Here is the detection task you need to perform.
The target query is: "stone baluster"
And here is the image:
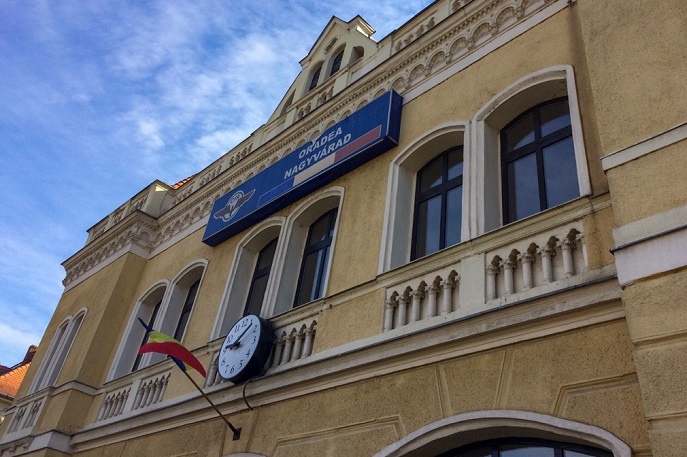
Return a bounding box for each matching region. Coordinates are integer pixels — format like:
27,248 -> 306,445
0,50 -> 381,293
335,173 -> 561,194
502,258 -> 517,295
486,263 -> 500,300
153,377 -> 165,404
97,398 -> 108,421
116,392 -> 127,416
440,275 -> 456,314
271,337 -> 284,368
302,326 -> 315,358
146,381 -> 157,407
426,283 -> 438,318
132,385 -> 144,410
396,293 -> 409,328
206,353 -> 218,387
410,288 -> 424,323
558,237 -> 576,277
291,329 -> 304,362
281,333 -> 294,364
383,297 -> 397,332
539,245 -> 556,283
518,252 -> 535,289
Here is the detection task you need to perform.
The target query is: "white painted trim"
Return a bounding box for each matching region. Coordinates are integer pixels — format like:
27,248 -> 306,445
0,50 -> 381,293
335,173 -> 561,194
210,216 -> 286,339
373,410 -> 631,457
471,65 -> 590,235
264,186 -> 345,317
106,280 -> 171,382
601,121 -> 687,171
613,203 -> 687,248
614,225 -> 687,286
379,122 -> 469,273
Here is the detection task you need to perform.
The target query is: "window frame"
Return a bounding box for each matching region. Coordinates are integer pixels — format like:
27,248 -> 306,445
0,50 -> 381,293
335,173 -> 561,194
29,309 -> 87,393
293,208 -> 338,307
411,146 -> 464,260
500,97 -> 576,224
308,65 -> 322,91
329,49 -> 344,76
436,437 -> 612,457
243,237 -> 279,316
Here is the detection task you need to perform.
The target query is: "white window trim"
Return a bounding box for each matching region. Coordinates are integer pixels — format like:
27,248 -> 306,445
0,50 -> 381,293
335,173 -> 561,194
30,308 -> 87,393
373,410 -> 630,457
471,65 -> 591,236
263,186 -> 345,317
379,122 -> 469,273
106,281 -> 169,381
211,216 -> 285,340
155,259 -> 208,343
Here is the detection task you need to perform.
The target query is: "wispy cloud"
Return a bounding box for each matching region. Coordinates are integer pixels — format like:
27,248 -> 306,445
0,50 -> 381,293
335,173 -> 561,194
0,0 -> 433,365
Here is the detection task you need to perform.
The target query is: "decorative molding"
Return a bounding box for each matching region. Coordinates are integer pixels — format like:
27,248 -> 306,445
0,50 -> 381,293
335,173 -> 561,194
601,121 -> 687,171
372,410 -> 631,457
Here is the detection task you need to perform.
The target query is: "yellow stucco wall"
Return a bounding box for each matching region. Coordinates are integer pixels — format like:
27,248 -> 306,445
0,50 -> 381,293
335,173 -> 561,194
576,0 -> 687,155
71,319 -> 647,457
606,140 -> 687,227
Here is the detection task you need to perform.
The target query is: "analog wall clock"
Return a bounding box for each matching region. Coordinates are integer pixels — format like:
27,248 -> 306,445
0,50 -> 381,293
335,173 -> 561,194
218,314 -> 274,384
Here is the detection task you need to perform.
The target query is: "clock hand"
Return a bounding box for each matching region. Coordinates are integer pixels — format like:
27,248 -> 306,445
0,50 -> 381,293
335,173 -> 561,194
229,324 -> 253,349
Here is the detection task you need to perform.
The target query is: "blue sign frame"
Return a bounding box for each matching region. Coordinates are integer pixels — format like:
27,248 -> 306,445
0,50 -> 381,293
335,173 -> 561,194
202,90 -> 403,246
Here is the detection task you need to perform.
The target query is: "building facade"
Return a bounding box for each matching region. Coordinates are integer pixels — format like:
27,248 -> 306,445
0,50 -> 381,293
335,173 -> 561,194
2,0 -> 686,456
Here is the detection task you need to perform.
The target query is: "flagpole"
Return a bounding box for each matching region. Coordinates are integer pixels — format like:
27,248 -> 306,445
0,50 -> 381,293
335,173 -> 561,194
182,371 -> 241,441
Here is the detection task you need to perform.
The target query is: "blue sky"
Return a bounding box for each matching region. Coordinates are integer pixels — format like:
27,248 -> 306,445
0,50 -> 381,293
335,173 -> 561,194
0,1 -> 432,366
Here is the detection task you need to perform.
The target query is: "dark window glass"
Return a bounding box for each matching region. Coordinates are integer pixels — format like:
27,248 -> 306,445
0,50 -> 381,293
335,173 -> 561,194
330,50 -> 344,76
412,147 -> 464,260
501,98 -> 578,224
294,209 -> 337,307
244,238 -> 278,316
132,299 -> 162,372
437,438 -> 611,457
173,279 -> 200,341
309,66 -> 321,91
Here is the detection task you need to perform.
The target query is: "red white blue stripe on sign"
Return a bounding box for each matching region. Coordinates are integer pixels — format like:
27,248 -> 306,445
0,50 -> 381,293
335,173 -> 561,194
202,90 -> 403,247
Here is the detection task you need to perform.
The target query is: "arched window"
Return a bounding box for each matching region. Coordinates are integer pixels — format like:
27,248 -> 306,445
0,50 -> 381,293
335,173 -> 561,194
471,65 -> 590,235
30,310 -> 86,392
108,283 -> 168,380
131,298 -> 162,372
244,237 -> 278,316
212,219 -> 284,339
173,278 -> 200,341
501,98 -> 578,223
437,438 -> 611,457
267,188 -> 343,316
309,65 -> 322,91
412,147 -> 464,259
379,125 -> 467,271
294,208 -> 337,307
329,49 -> 344,76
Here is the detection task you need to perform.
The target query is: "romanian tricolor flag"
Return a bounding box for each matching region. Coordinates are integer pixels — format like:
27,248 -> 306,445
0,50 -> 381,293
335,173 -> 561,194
137,318 -> 207,378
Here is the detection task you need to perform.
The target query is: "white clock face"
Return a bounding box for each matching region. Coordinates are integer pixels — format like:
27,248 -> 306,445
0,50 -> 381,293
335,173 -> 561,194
218,314 -> 262,380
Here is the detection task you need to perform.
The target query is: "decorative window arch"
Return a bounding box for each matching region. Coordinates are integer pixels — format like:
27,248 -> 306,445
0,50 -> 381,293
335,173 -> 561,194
212,217 -> 285,339
308,62 -> 323,92
329,46 -> 346,76
412,146 -> 464,260
380,123 -> 468,272
30,308 -> 87,393
470,65 -> 590,236
108,282 -> 168,380
156,260 -> 208,344
265,187 -> 344,317
373,410 -> 630,457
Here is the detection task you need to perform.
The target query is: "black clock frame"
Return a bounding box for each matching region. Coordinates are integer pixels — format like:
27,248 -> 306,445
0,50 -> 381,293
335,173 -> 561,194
220,314 -> 275,384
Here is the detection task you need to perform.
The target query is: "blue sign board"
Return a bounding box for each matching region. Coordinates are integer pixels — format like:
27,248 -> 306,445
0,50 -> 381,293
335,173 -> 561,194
202,90 -> 403,246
